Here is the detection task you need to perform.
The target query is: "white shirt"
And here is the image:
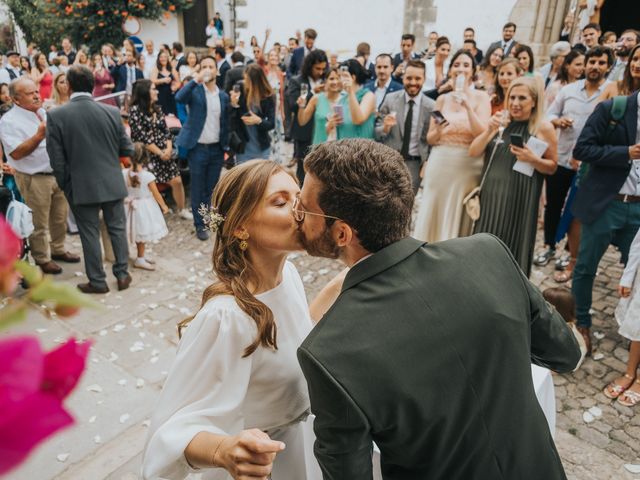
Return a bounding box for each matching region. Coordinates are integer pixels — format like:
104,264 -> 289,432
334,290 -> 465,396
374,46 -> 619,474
142,261 -> 314,480
404,91 -> 422,157
70,92 -> 92,100
619,93 -> 640,196
142,50 -> 158,79
375,78 -> 392,110
0,105 -> 50,174
198,84 -> 222,144
0,65 -> 22,84
546,79 -> 608,169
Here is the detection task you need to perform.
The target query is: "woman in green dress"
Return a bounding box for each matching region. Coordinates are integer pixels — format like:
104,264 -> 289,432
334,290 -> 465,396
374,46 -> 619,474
469,76 -> 558,276
296,67 -> 344,144
336,59 -> 376,139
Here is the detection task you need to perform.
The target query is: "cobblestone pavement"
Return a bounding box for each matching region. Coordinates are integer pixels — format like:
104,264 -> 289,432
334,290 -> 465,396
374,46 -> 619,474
4,191 -> 640,479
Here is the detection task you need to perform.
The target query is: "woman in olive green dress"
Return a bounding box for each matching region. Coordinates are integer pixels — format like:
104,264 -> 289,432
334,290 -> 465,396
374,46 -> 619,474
469,77 -> 558,276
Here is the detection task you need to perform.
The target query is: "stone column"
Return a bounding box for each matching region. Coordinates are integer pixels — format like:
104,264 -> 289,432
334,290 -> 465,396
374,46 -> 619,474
403,0 -> 438,53
533,0 -> 552,43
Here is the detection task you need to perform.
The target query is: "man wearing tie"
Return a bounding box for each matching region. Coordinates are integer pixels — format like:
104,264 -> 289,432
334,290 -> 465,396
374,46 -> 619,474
111,50 -> 144,95
488,22 -> 518,57
365,54 -> 403,112
375,60 -> 435,193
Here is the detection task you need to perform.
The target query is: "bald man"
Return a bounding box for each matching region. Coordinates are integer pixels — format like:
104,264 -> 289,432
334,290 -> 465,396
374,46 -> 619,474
0,77 -> 79,273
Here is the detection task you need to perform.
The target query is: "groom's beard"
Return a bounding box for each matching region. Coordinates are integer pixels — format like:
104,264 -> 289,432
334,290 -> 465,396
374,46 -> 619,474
301,225 -> 340,259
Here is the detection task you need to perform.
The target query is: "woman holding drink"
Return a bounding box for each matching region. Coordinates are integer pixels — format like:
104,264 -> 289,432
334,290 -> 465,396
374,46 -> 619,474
296,67 -> 345,143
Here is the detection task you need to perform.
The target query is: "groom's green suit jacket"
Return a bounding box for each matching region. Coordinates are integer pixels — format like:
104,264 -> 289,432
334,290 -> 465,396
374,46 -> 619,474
298,234 -> 580,480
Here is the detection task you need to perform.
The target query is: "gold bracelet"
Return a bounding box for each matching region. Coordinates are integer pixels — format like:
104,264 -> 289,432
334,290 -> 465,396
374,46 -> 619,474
211,436 -> 227,467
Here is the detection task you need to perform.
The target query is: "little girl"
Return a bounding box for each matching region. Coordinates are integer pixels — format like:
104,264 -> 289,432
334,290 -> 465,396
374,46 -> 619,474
603,229 -> 640,407
123,143 -> 169,271
542,287 -> 587,370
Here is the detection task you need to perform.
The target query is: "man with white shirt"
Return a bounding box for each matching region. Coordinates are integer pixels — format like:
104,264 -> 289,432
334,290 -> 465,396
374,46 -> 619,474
0,52 -> 24,84
375,60 -> 436,193
609,29 -> 640,82
175,57 -> 230,241
141,40 -> 159,79
213,46 -> 230,90
365,54 -> 403,111
0,77 -> 79,274
535,46 -> 611,270
572,75 -> 640,354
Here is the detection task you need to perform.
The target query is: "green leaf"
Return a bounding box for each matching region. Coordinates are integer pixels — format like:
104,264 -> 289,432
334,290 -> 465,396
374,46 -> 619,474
0,302 -> 28,330
28,279 -> 102,309
14,260 -> 43,287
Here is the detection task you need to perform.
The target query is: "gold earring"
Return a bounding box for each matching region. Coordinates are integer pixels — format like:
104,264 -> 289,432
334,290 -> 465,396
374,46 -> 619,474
239,232 -> 249,251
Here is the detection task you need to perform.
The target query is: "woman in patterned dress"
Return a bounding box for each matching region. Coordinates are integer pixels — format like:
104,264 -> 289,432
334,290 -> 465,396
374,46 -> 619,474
129,79 -> 192,220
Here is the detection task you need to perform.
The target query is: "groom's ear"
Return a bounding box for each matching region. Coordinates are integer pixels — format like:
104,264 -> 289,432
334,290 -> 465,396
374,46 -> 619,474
332,221 -> 355,248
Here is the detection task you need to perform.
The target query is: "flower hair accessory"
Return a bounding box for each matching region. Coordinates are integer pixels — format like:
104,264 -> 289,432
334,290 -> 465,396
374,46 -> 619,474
198,204 -> 226,234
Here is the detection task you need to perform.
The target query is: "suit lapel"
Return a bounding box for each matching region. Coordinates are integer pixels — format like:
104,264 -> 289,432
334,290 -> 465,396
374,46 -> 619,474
341,237 -> 426,293
624,93 -> 638,145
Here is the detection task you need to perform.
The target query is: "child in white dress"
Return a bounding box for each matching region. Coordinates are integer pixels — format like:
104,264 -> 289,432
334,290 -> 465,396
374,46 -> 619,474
603,228 -> 640,407
123,143 -> 169,271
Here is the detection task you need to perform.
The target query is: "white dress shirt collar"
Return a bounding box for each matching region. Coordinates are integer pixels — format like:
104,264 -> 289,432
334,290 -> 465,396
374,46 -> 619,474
70,92 -> 92,100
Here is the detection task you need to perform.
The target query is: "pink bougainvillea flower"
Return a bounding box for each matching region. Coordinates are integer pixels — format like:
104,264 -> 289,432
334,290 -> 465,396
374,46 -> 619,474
0,215 -> 22,295
0,336 -> 91,474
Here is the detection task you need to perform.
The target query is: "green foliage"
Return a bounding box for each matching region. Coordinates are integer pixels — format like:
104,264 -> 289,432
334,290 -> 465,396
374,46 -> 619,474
6,0 -> 194,52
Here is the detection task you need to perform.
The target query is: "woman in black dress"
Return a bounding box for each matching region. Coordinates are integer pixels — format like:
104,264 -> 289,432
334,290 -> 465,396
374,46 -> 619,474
469,76 -> 557,276
150,51 -> 179,116
129,79 -> 191,220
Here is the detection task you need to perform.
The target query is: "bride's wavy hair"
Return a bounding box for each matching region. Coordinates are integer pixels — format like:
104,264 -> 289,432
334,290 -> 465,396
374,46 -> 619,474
178,160 -> 288,357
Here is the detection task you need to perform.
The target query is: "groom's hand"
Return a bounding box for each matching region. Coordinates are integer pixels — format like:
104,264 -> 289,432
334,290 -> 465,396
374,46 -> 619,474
218,429 -> 285,480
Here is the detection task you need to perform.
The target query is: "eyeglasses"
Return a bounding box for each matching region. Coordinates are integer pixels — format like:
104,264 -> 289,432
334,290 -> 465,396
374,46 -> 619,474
292,195 -> 341,223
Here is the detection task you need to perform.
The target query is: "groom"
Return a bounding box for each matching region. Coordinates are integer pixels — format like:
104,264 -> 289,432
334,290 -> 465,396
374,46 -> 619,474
295,139 -> 581,479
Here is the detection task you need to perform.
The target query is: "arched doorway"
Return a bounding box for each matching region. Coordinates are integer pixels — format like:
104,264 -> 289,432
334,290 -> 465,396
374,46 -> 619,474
600,0 -> 640,36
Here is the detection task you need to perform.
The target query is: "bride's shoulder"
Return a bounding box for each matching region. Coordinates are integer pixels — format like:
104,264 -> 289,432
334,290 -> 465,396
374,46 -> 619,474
184,295 -> 255,339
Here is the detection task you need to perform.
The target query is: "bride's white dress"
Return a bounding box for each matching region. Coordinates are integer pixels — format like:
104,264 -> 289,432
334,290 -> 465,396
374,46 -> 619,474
142,261 -> 322,479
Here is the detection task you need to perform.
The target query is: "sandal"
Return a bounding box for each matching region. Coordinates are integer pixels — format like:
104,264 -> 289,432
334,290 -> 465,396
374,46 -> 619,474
603,373 -> 635,399
617,380 -> 640,407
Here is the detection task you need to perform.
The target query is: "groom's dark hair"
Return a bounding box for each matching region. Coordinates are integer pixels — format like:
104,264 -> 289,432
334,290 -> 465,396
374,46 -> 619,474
304,139 -> 414,252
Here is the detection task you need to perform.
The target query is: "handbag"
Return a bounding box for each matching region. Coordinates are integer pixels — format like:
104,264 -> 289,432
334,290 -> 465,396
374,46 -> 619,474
462,133 -> 502,223
228,131 -> 246,154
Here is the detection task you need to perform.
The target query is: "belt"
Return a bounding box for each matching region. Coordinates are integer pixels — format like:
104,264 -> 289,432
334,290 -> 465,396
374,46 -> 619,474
33,172 -> 54,176
405,155 -> 421,161
616,194 -> 640,203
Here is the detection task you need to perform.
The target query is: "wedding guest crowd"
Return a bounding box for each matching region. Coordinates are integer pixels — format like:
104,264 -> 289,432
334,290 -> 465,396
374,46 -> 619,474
2,11 -> 640,414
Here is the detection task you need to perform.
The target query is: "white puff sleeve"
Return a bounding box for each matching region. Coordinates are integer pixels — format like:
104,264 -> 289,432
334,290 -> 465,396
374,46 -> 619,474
142,298 -> 256,479
621,229 -> 640,288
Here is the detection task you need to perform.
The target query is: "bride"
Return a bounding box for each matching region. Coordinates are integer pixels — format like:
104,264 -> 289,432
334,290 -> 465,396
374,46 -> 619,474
142,160 -> 342,480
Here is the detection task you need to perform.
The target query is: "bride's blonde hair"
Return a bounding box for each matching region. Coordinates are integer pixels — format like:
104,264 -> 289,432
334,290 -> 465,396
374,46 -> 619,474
178,160 -> 289,357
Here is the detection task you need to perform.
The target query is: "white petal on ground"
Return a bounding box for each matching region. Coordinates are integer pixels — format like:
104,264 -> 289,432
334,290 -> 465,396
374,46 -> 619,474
36,328 -> 47,333
148,303 -> 158,310
593,331 -> 605,340
318,268 -> 330,275
88,416 -> 97,423
624,465 -> 640,474
583,411 -> 595,423
93,435 -> 101,444
109,352 -> 119,362
113,324 -> 125,333
588,406 -> 602,417
178,292 -> 187,300
119,413 -> 130,424
150,356 -> 159,364
142,419 -> 151,427
56,453 -> 70,462
117,379 -> 127,386
130,341 -> 145,352
86,384 -> 103,393
593,352 -> 604,360
136,378 -> 145,388
99,329 -> 108,336
74,271 -> 83,277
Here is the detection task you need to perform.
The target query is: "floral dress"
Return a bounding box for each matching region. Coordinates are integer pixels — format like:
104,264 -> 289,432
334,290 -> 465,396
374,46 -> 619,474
129,105 -> 180,184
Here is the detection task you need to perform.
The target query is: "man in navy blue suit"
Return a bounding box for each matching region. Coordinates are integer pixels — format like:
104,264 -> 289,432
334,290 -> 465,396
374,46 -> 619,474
572,89 -> 640,352
365,54 -> 403,111
287,28 -> 317,77
392,34 -> 421,81
175,56 -> 230,241
110,50 -> 144,95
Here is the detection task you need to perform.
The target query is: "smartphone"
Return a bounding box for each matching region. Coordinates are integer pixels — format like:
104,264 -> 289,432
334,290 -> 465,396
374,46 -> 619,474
333,104 -> 344,118
232,83 -> 242,93
432,110 -> 447,125
510,133 -> 524,148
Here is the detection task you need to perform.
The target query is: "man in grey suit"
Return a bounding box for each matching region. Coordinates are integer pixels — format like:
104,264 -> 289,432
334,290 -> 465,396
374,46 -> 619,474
296,139 -> 581,480
376,60 -> 435,194
46,66 -> 134,294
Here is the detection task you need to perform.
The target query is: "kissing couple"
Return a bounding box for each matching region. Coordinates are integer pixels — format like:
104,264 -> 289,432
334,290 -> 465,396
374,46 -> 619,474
142,139 -> 581,480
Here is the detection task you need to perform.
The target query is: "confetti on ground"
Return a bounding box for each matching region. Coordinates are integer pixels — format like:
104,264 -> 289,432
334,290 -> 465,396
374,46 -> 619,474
36,328 -> 47,333
142,420 -> 151,427
99,330 -> 108,336
593,331 -> 605,340
130,341 -> 145,352
119,414 -> 130,424
593,353 -> 604,360
150,356 -> 159,364
624,465 -> 640,474
588,406 -> 602,418
88,416 -> 97,424
56,453 -> 70,463
74,272 -> 83,277
86,384 -> 103,393
583,411 -> 595,423
113,324 -> 125,333
136,378 -> 145,388
117,379 -> 127,386
148,303 -> 158,310
109,352 -> 119,362
93,435 -> 101,444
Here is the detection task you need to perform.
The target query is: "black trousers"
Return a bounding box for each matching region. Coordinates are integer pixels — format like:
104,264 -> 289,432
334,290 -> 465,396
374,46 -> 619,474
293,139 -> 311,185
543,165 -> 575,247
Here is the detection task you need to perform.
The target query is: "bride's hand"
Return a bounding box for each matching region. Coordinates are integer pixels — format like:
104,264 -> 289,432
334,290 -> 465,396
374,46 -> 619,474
217,429 -> 285,480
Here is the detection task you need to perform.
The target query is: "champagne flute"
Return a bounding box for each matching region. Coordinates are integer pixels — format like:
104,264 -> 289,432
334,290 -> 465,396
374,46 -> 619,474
300,83 -> 309,99
496,109 -> 509,144
454,74 -> 465,103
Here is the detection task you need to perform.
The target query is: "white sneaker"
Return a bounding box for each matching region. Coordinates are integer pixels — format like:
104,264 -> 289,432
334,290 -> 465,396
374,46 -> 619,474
134,257 -> 156,271
143,257 -> 156,264
179,209 -> 193,220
